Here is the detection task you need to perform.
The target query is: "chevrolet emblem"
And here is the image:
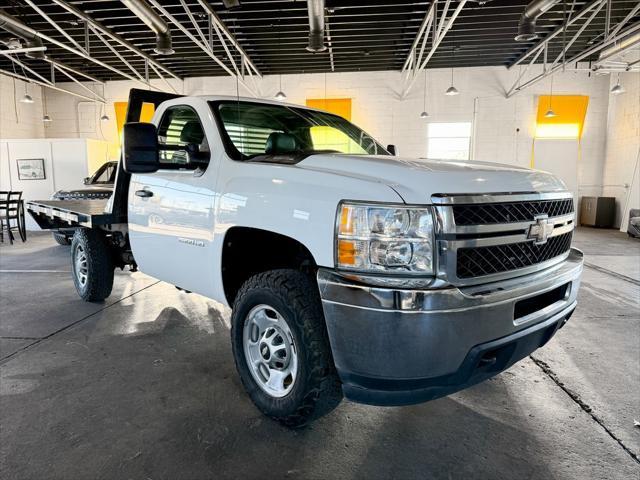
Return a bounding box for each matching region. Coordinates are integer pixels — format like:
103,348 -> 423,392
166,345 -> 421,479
527,215 -> 554,245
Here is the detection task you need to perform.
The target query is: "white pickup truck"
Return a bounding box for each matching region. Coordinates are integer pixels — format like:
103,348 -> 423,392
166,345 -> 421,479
28,89 -> 583,427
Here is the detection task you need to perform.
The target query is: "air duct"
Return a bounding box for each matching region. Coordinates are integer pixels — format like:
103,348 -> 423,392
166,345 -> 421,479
0,10 -> 46,59
598,31 -> 640,63
515,0 -> 561,42
306,0 -> 327,52
120,0 -> 173,55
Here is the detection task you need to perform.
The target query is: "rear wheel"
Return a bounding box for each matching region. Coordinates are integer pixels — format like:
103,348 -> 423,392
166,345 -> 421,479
231,269 -> 342,427
71,229 -> 114,302
53,232 -> 71,245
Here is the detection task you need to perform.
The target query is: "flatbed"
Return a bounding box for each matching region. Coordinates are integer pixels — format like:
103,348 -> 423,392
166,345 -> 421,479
27,199 -> 118,229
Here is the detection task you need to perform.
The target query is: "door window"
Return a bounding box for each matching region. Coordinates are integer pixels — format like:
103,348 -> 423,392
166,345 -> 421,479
157,106 -> 209,169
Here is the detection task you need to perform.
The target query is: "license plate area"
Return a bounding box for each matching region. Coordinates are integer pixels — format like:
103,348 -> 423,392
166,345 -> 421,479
514,283 -> 570,322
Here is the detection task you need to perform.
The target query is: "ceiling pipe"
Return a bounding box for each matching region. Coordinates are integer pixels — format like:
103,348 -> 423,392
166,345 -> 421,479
598,30 -> 640,63
515,0 -> 562,42
120,0 -> 174,54
0,9 -> 45,59
306,0 -> 327,52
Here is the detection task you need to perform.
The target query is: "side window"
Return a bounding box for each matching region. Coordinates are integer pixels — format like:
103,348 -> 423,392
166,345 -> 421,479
157,106 -> 209,169
93,164 -> 114,184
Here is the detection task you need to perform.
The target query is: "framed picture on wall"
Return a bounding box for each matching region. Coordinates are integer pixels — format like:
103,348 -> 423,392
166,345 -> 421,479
16,158 -> 46,180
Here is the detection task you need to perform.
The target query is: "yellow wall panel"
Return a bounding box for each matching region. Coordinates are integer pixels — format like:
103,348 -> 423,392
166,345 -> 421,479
114,101 -> 155,145
535,95 -> 589,139
306,98 -> 352,120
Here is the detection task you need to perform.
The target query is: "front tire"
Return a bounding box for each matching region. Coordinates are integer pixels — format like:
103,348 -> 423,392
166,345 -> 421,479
71,229 -> 114,302
53,232 -> 71,245
231,269 -> 342,427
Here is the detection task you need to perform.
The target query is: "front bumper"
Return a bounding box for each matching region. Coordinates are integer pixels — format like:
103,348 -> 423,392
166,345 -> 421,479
317,248 -> 584,406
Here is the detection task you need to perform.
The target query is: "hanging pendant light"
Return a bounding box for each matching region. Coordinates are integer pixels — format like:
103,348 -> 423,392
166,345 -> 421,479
545,74 -> 557,118
275,76 -> 287,101
419,70 -> 429,118
274,17 -> 286,100
611,74 -> 625,95
42,114 -> 52,122
445,68 -> 459,96
20,82 -> 33,103
100,113 -> 110,121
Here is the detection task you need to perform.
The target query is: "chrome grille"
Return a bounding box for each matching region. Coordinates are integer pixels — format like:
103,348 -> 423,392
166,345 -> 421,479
433,192 -> 575,286
452,198 -> 574,226
457,231 -> 573,278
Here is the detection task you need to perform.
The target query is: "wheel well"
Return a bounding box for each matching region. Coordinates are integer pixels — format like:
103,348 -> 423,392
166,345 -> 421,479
221,227 -> 317,305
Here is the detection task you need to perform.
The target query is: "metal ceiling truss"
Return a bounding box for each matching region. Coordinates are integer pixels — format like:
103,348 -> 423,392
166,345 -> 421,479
1,1 -> 639,87
1,0 -> 262,99
0,51 -> 105,103
0,8 -> 167,94
400,0 -> 469,98
506,0 -> 640,97
145,0 -> 262,97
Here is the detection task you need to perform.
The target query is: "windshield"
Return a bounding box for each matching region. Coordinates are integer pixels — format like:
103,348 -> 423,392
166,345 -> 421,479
210,101 -> 389,161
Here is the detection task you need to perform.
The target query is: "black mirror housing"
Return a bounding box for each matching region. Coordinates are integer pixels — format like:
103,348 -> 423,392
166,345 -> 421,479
123,122 -> 160,174
387,144 -> 398,156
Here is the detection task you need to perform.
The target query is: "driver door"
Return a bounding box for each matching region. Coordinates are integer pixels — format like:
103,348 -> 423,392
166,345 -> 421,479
128,104 -> 218,297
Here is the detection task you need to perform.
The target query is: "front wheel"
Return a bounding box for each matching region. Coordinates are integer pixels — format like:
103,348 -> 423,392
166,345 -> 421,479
71,229 -> 114,302
231,269 -> 342,427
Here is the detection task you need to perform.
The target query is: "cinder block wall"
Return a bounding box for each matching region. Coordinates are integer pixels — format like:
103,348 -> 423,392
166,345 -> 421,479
602,72 -> 640,230
0,75 -> 44,139
2,66 -> 636,225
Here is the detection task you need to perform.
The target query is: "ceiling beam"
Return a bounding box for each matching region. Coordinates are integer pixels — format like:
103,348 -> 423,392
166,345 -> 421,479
48,0 -> 180,82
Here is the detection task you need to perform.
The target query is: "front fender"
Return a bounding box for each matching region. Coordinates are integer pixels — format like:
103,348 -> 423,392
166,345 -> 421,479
210,161 -> 403,304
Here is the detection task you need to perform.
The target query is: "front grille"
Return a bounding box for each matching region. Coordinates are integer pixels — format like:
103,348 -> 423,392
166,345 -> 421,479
456,232 -> 573,279
453,199 -> 574,226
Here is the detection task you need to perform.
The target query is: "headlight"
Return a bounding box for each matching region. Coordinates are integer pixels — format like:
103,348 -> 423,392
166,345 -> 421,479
336,202 -> 434,275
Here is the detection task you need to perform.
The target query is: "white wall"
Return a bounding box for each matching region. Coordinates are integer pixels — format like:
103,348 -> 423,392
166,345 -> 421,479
602,72 -> 640,230
0,138 -> 109,229
0,74 -> 45,139
4,66 -> 621,217
41,65 -> 611,201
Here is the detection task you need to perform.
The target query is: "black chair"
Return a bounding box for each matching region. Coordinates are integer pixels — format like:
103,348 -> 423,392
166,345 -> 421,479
0,191 -> 27,244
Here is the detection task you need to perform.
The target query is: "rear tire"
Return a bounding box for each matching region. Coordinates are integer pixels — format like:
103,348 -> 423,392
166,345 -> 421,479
71,229 -> 114,302
53,232 -> 71,246
231,269 -> 342,428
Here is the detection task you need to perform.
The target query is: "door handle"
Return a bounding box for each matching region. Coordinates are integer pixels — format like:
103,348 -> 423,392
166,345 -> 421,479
135,189 -> 153,198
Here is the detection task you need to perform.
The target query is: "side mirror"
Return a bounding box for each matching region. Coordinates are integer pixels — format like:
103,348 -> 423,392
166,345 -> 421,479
387,144 -> 398,156
83,177 -> 90,185
123,122 -> 160,174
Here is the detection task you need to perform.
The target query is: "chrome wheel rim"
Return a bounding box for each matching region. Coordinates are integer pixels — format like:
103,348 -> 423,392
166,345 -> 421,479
74,244 -> 88,287
243,304 -> 298,398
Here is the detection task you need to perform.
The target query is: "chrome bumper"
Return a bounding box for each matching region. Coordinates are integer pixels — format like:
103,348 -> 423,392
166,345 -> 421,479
317,248 -> 584,406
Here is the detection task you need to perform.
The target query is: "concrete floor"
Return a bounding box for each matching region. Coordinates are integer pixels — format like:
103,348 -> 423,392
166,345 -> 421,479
1,228 -> 638,479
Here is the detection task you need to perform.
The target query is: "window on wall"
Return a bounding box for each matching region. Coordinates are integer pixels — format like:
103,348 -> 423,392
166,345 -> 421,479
426,122 -> 472,160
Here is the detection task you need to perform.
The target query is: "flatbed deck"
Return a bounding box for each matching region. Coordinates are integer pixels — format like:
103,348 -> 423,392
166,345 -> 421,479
27,199 -> 120,229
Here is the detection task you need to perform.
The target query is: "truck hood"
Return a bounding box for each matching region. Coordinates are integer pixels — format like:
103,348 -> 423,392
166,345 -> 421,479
298,154 -> 568,203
